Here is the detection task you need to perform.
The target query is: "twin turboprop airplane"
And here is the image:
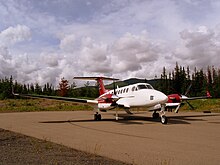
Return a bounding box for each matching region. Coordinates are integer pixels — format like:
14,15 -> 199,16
14,77 -> 169,124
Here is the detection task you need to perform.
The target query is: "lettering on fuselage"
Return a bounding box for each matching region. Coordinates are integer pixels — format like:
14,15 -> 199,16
150,95 -> 154,100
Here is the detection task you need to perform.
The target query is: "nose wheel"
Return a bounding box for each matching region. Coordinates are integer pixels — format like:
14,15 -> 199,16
161,115 -> 168,124
152,104 -> 168,124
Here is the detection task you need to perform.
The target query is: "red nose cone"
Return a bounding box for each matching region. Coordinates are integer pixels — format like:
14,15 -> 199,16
167,94 -> 181,103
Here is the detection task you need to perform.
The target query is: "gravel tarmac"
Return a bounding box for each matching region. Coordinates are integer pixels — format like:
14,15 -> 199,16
0,128 -> 129,165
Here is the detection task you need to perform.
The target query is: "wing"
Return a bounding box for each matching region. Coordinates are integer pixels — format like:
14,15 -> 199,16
181,91 -> 212,100
181,96 -> 211,101
13,93 -> 98,104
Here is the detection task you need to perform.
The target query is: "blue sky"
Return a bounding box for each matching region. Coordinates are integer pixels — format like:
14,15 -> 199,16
0,0 -> 220,86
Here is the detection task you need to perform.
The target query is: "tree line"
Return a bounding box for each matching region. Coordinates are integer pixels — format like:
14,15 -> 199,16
0,76 -> 99,99
155,63 -> 220,98
0,63 -> 220,99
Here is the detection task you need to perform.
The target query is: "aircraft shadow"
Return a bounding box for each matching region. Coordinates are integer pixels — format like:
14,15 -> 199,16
40,118 -> 149,125
167,113 -> 220,124
37,113 -> 220,140
39,113 -> 220,125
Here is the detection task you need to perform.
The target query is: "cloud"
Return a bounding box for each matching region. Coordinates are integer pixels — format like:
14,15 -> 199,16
40,52 -> 60,67
111,32 -> 163,74
0,25 -> 31,46
0,0 -> 220,87
174,26 -> 220,68
79,37 -> 111,73
59,34 -> 76,52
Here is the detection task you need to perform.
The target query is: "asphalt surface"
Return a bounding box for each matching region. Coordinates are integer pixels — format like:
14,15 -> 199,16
0,111 -> 220,165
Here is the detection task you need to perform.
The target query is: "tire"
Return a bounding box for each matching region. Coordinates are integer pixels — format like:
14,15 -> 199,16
97,114 -> 102,121
94,114 -> 97,121
161,116 -> 168,124
152,112 -> 159,119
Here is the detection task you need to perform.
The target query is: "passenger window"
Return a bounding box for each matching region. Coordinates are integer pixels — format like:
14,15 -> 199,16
132,86 -> 135,91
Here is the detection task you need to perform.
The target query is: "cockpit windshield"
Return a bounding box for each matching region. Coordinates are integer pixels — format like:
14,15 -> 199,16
137,85 -> 147,89
146,84 -> 153,89
137,84 -> 153,90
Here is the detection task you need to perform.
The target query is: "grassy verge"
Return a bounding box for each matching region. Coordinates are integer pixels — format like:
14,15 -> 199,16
180,98 -> 220,113
0,98 -> 93,113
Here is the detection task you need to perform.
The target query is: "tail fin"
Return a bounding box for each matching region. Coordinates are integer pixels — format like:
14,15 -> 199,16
74,77 -> 119,96
96,78 -> 107,95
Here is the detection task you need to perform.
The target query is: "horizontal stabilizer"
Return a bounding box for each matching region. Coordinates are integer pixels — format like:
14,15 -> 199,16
74,77 -> 119,81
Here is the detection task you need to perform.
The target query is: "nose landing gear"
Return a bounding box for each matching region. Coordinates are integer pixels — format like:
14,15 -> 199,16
160,104 -> 168,124
152,104 -> 168,124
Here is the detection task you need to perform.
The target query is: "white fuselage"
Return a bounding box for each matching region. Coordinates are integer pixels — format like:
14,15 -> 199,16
99,83 -> 168,110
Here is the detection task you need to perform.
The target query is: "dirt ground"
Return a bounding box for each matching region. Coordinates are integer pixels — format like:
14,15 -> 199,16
0,128 -> 129,165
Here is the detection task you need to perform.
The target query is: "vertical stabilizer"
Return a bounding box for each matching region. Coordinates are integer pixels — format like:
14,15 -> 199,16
74,77 -> 119,96
97,78 -> 107,95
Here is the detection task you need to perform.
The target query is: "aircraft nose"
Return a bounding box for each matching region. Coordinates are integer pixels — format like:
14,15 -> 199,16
158,91 -> 168,104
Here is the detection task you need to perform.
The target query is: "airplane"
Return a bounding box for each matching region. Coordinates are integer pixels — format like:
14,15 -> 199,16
165,91 -> 212,113
13,77 -> 169,124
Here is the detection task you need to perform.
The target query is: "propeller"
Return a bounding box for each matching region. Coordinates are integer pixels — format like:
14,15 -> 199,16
174,103 -> 182,113
113,80 -> 116,95
110,80 -> 119,102
112,80 -> 119,120
186,100 -> 194,110
184,83 -> 192,96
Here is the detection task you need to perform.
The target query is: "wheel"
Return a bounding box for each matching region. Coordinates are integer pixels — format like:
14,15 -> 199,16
161,115 -> 168,124
152,112 -> 159,119
94,114 -> 101,121
97,114 -> 102,121
94,114 -> 98,121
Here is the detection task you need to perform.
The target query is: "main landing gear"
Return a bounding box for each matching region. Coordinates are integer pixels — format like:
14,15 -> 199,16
94,112 -> 102,121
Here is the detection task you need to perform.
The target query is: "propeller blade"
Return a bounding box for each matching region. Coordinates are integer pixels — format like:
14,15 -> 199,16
174,103 -> 181,113
113,80 -> 116,95
111,94 -> 120,101
186,100 -> 194,110
185,83 -> 192,96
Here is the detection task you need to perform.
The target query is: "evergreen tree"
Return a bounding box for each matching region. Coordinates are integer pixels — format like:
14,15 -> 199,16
35,83 -> 42,94
58,77 -> 70,97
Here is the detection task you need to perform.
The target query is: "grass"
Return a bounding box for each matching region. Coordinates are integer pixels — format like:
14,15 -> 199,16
180,98 -> 220,113
0,98 -> 220,113
0,98 -> 93,113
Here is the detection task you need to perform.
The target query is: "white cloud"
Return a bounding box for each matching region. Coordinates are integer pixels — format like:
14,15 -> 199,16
59,34 -> 76,52
174,26 -> 220,68
79,37 -> 111,73
0,0 -> 220,86
0,25 -> 31,46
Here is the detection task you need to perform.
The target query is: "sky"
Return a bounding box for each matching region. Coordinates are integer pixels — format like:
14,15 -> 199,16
0,0 -> 220,86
